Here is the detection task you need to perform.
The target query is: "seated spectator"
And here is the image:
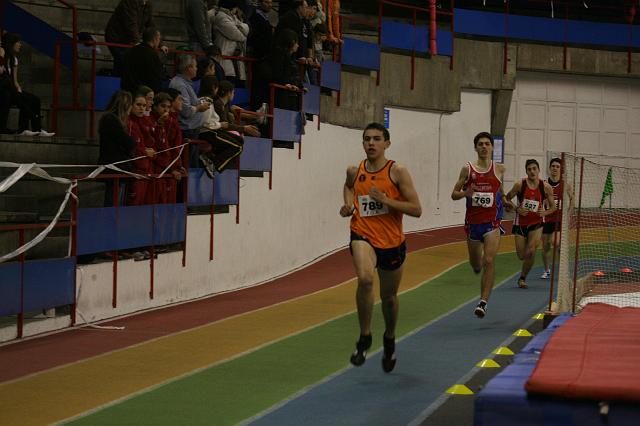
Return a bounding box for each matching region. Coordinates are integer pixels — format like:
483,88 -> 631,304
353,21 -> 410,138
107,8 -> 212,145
98,90 -> 135,207
313,22 -> 328,60
213,0 -> 250,86
310,23 -> 327,84
0,33 -> 53,136
127,91 -> 156,206
185,0 -> 217,55
105,0 -> 162,77
121,27 -> 167,94
248,0 -> 275,61
197,76 -> 244,177
308,0 -> 326,28
151,92 -> 185,203
136,85 -> 154,116
193,53 -> 225,94
214,80 -> 261,138
168,54 -> 211,167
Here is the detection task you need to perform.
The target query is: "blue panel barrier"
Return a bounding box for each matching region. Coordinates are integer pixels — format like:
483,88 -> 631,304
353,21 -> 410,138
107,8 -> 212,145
381,20 -> 453,56
77,207 -> 118,255
232,88 -> 251,108
320,60 -> 341,90
437,29 -> 454,56
214,169 -> 239,205
341,38 -> 380,70
23,258 -> 75,312
95,77 -> 122,111
117,205 -> 154,250
455,8 -> 640,48
188,168 -> 214,206
153,204 -> 187,245
0,262 -> 21,316
0,0 -> 74,67
240,137 -> 273,171
303,84 -> 321,116
382,20 -> 425,52
273,108 -> 302,142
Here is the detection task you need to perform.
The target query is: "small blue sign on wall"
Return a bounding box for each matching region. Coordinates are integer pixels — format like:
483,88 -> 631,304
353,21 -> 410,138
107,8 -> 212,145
383,108 -> 390,129
493,136 -> 504,163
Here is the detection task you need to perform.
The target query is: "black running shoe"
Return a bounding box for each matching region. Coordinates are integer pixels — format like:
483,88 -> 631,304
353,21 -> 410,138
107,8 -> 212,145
474,300 -> 487,318
382,335 -> 396,373
518,277 -> 528,289
350,334 -> 372,366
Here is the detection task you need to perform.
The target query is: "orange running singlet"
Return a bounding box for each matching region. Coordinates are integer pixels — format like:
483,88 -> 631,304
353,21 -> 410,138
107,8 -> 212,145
350,160 -> 405,249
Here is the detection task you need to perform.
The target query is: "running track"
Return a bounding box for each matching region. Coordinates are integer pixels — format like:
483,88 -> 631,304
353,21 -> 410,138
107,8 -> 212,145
0,224 -> 550,424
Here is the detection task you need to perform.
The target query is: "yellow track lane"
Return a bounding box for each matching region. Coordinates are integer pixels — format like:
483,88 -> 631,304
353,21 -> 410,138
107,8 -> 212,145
0,239 -> 516,425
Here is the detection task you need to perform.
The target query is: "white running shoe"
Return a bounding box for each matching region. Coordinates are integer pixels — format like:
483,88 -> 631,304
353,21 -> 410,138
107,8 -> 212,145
39,129 -> 55,137
540,270 -> 551,279
20,130 -> 40,136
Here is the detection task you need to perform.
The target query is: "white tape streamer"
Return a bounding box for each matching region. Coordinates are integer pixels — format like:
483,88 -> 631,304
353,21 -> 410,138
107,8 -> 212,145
0,143 -> 189,263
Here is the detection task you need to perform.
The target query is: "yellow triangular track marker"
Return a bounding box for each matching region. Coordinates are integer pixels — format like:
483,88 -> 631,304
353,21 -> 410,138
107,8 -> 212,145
532,313 -> 545,320
513,328 -> 533,337
492,346 -> 515,355
445,384 -> 474,395
476,358 -> 501,368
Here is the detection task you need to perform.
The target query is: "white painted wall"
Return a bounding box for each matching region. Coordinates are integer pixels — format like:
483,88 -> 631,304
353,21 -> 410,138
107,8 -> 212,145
75,90 -> 492,323
504,71 -> 640,192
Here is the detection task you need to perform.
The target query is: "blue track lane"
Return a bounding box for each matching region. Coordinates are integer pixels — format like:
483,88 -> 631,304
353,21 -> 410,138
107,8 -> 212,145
249,266 -> 550,426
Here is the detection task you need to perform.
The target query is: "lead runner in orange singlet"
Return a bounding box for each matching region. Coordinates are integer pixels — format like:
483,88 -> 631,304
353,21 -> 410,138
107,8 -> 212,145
339,122 -> 422,373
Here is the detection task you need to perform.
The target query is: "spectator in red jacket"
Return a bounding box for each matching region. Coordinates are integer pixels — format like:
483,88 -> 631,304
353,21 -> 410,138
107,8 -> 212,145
127,92 -> 156,205
151,92 -> 185,203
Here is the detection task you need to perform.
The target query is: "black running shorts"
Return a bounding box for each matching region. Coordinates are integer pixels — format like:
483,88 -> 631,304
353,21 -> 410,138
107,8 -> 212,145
349,231 -> 406,271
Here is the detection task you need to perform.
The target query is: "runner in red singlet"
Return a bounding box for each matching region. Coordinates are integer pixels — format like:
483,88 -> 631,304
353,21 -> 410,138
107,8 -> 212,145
505,159 -> 556,289
339,122 -> 422,373
452,132 -> 507,318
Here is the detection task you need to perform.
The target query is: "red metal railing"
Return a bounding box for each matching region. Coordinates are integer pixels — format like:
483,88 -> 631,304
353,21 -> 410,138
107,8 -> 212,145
0,198 -> 77,338
55,0 -> 79,106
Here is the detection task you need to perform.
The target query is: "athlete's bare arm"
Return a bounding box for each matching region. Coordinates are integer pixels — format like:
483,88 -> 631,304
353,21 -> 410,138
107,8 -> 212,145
496,164 -> 514,211
451,165 -> 472,200
370,163 -> 422,217
339,166 -> 358,217
538,182 -> 557,217
505,180 -> 525,215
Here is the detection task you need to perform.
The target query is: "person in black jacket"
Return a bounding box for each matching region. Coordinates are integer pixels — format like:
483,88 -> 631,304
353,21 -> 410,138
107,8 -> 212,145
248,0 -> 275,61
105,0 -> 157,76
98,90 -> 135,206
121,27 -> 167,94
269,29 -> 305,111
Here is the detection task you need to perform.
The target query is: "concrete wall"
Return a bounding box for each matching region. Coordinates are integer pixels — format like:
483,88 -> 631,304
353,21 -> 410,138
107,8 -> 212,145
75,90 -> 491,323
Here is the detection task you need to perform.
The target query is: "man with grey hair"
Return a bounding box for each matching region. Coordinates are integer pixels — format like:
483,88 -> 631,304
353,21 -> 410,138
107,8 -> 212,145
169,54 -> 211,167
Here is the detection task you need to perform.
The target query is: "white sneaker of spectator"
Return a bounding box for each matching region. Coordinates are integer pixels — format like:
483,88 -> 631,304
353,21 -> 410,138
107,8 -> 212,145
540,269 -> 551,279
256,103 -> 268,125
20,130 -> 41,136
39,129 -> 55,137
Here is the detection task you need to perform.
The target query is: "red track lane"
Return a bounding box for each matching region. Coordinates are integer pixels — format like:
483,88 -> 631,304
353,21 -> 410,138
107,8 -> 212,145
0,227 -> 466,383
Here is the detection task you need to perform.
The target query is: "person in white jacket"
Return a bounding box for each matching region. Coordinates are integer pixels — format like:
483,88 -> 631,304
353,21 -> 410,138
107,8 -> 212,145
213,0 -> 250,84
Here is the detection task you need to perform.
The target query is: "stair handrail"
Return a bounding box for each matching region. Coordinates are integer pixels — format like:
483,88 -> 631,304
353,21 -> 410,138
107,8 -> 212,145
54,0 -> 79,106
